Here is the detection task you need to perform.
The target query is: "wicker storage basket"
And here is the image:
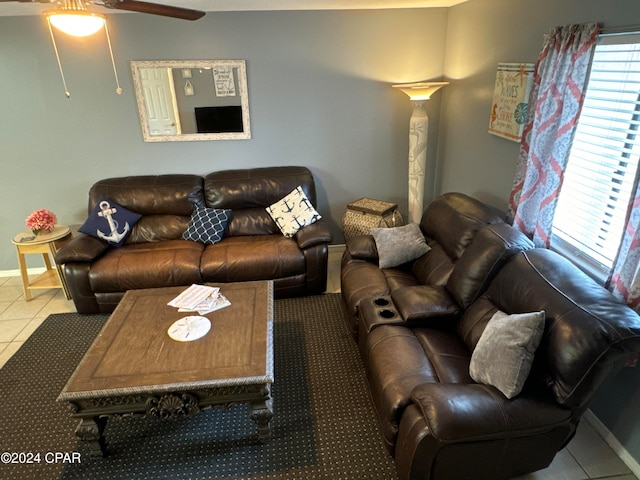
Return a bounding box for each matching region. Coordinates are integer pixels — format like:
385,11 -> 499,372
342,197 -> 404,239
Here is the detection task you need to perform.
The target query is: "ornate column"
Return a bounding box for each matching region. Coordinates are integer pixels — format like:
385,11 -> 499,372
407,99 -> 429,225
393,82 -> 449,224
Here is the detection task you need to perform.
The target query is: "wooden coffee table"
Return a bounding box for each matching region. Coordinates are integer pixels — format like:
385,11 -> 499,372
57,281 -> 274,457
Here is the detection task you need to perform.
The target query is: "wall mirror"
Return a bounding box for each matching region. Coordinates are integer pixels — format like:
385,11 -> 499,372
131,60 -> 251,142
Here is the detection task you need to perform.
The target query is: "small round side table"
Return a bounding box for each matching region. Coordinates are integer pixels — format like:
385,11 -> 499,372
11,224 -> 72,301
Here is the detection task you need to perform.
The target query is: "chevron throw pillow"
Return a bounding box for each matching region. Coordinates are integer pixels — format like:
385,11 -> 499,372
182,208 -> 231,245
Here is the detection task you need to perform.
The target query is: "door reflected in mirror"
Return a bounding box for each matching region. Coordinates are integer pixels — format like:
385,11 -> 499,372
130,60 -> 251,142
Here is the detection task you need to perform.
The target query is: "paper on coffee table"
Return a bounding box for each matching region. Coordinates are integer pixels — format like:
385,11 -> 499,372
180,293 -> 231,315
167,284 -> 220,311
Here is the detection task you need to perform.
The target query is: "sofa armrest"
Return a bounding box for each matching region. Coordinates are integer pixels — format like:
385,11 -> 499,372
358,288 -> 460,336
359,296 -> 407,334
345,235 -> 378,261
296,219 -> 332,249
391,285 -> 460,322
410,383 -> 571,442
55,234 -> 110,264
396,385 -> 575,480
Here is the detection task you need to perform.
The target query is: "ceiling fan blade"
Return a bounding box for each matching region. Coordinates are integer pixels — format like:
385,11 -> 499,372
103,0 -> 205,20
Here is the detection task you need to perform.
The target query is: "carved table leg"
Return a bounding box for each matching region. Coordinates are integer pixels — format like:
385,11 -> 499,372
250,388 -> 273,442
75,416 -> 108,457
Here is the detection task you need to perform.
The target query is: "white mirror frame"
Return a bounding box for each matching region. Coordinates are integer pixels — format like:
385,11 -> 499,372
131,60 -> 251,142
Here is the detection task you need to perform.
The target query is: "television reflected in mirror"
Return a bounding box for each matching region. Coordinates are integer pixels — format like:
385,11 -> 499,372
130,60 -> 251,142
195,106 -> 243,133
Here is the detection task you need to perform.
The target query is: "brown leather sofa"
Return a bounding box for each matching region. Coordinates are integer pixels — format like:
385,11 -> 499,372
341,193 -> 640,480
56,166 -> 332,314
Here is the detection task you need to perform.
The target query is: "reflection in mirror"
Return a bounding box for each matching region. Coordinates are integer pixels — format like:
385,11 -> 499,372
130,60 -> 251,142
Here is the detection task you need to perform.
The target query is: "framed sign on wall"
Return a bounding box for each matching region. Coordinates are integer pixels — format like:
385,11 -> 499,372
489,63 -> 534,142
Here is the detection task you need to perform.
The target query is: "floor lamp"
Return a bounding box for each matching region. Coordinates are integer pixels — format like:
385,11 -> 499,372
392,81 -> 449,224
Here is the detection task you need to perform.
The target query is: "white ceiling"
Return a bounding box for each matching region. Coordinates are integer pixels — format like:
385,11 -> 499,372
0,0 -> 468,17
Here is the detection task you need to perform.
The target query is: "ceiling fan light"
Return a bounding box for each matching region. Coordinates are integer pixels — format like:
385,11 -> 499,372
47,12 -> 106,37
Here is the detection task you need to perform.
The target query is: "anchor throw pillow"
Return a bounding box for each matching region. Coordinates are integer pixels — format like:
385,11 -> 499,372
266,186 -> 321,238
78,196 -> 142,247
182,208 -> 231,245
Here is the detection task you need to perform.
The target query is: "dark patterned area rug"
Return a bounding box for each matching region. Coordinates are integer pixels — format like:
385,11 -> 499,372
0,294 -> 398,480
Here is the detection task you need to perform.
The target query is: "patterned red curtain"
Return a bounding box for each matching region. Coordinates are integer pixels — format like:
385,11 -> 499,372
508,23 -> 599,247
609,190 -> 640,367
609,195 -> 640,310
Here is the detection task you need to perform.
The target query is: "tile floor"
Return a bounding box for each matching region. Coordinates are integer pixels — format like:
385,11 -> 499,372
0,247 -> 637,480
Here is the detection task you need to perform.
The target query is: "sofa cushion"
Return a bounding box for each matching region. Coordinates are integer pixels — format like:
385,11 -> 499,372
225,207 -> 280,236
457,297 -> 498,350
420,193 -> 504,260
200,235 -> 306,282
469,309 -> 546,399
384,268 -> 421,292
182,208 -> 231,245
372,224 -> 430,269
128,215 -> 191,243
86,175 -> 205,245
411,242 -> 455,286
79,197 -> 142,247
266,186 -> 321,237
89,174 -> 205,216
413,328 -> 474,384
205,166 -> 318,237
88,240 -> 204,292
446,223 -> 534,310
205,166 -> 317,209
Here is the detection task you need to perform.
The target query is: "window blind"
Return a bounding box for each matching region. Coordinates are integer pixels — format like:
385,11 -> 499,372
552,34 -> 640,272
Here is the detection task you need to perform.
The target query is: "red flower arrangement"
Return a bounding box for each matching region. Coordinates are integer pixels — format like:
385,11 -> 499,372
25,209 -> 57,235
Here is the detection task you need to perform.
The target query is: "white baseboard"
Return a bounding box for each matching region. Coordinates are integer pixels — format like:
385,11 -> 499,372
0,267 -> 45,278
329,243 -> 346,253
583,409 -> 640,477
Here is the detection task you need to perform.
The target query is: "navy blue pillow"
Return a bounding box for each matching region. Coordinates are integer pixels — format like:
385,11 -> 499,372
78,197 -> 142,247
182,208 -> 231,245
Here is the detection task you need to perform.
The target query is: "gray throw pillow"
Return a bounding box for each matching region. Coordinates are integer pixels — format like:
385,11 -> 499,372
469,309 -> 545,399
371,223 -> 430,269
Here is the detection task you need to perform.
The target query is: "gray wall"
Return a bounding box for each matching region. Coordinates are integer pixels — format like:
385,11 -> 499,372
441,0 -> 640,465
0,9 -> 448,270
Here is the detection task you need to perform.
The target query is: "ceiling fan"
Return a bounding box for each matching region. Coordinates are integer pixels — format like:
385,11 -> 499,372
4,0 -> 205,97
0,0 -> 206,21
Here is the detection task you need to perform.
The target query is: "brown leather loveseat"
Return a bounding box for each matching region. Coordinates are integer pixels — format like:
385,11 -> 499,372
341,193 -> 640,479
56,166 -> 332,314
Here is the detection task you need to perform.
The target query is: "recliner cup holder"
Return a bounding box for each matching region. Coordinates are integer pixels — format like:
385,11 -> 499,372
360,296 -> 401,333
374,297 -> 390,307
